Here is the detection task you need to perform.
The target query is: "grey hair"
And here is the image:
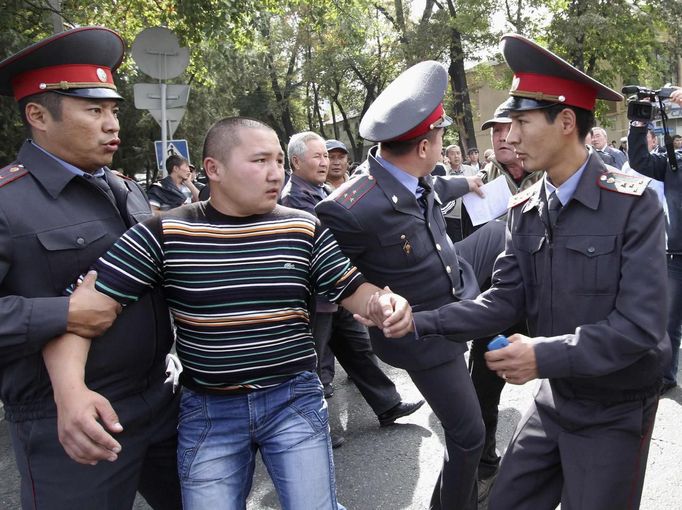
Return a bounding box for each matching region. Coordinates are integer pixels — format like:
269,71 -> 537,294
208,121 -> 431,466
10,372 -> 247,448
445,144 -> 460,156
591,126 -> 607,137
287,131 -> 325,169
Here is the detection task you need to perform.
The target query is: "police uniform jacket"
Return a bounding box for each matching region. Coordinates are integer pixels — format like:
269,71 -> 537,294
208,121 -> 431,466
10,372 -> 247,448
628,125 -> 682,253
0,141 -> 174,421
413,152 -> 670,401
316,150 -> 479,370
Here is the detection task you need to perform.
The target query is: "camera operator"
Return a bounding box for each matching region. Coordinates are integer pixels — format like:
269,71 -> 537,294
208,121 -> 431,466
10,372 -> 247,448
628,86 -> 682,395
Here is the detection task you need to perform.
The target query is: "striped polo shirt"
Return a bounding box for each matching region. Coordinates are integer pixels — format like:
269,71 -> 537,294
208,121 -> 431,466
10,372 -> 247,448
89,201 -> 365,391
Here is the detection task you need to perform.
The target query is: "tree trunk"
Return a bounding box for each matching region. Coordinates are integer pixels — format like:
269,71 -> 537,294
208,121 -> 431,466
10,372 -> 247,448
446,0 -> 477,152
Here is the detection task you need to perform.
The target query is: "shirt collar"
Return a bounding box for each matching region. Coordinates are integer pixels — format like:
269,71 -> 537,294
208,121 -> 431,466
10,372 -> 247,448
376,155 -> 420,198
543,155 -> 589,207
30,140 -> 105,178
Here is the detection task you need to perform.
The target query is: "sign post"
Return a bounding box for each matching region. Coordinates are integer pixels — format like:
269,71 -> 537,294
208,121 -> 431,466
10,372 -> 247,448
131,27 -> 190,177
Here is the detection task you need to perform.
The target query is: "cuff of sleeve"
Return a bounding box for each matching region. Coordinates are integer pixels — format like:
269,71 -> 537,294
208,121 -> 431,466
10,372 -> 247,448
336,274 -> 367,302
28,296 -> 70,346
533,336 -> 571,379
412,310 -> 442,337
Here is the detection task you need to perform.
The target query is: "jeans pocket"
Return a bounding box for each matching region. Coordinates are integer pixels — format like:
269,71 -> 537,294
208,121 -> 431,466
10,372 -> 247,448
290,372 -> 328,432
177,391 -> 210,481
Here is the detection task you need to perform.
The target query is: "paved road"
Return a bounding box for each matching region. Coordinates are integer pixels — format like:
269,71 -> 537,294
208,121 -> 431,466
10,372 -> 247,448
1,357 -> 680,509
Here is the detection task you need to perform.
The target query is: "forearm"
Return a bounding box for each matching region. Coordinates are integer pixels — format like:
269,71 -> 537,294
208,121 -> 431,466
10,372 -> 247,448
339,281 -> 379,317
42,333 -> 92,403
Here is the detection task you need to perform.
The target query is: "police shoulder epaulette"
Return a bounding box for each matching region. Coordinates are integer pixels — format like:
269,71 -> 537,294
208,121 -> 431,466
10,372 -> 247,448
597,171 -> 649,196
508,180 -> 541,208
110,169 -> 133,181
334,174 -> 376,209
0,163 -> 28,189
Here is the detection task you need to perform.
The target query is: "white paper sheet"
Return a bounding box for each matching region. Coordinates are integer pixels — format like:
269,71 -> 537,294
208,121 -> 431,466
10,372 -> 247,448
461,176 -> 513,226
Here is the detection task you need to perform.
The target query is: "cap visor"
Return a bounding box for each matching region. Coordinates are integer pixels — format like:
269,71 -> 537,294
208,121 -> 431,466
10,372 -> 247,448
499,96 -> 564,113
433,113 -> 453,129
54,88 -> 123,100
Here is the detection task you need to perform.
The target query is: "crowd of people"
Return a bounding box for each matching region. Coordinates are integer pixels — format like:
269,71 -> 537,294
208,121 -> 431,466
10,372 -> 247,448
0,23 -> 681,510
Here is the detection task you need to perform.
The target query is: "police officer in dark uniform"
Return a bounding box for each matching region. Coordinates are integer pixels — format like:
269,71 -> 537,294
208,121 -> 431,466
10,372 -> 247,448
405,35 -> 669,510
281,131 -> 424,432
0,27 -> 181,509
316,61 -> 506,510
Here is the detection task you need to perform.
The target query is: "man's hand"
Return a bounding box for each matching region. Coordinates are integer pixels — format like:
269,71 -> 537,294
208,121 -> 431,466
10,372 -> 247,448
466,175 -> 485,197
53,383 -> 124,465
484,333 -> 538,385
353,286 -> 414,337
67,271 -> 121,338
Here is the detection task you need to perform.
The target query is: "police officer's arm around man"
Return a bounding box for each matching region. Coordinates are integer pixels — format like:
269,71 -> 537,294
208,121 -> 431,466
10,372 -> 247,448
0,27 -> 182,509
372,35 -> 669,510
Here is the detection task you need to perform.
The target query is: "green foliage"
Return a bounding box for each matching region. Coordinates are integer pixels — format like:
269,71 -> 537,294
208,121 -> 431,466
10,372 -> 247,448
0,0 -> 678,169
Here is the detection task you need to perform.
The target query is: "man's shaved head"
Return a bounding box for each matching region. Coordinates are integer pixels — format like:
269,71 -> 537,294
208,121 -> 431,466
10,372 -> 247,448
203,117 -> 276,165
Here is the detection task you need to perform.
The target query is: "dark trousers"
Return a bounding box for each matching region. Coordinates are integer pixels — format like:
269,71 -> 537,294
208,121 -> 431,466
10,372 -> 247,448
312,308 -> 401,416
9,390 -> 181,510
409,355 -> 484,510
489,380 -> 659,510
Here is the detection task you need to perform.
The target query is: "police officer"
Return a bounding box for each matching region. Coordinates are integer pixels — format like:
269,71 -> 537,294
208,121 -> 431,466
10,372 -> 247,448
0,28 -> 181,509
401,34 -> 669,510
281,131 -> 423,432
316,61 -> 506,510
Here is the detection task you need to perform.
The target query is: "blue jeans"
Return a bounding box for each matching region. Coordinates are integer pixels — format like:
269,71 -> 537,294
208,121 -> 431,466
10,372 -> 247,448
177,371 -> 344,509
665,255 -> 682,384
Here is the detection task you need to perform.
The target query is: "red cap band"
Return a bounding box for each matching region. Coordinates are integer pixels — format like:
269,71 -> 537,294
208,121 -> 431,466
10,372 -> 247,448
11,63 -> 115,101
510,72 -> 598,111
393,103 -> 445,142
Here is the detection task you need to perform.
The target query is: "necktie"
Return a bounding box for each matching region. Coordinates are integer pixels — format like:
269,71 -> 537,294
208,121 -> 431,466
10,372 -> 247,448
547,190 -> 562,229
416,178 -> 430,215
85,173 -> 116,204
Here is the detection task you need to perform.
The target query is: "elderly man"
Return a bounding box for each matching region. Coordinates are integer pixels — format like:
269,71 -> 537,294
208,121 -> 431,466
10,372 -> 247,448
281,131 -> 423,436
0,27 -> 181,509
590,126 -> 627,169
317,61 -> 506,510
41,117 -> 413,509
442,144 -> 478,241
392,34 -> 669,510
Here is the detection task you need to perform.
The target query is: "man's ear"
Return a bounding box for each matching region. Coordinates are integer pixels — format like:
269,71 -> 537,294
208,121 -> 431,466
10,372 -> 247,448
558,108 -> 577,136
290,155 -> 300,172
416,138 -> 429,159
204,157 -> 222,182
25,102 -> 50,133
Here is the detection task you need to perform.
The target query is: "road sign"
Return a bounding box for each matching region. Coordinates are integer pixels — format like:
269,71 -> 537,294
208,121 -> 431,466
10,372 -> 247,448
133,84 -> 190,110
155,139 -> 189,170
148,108 -> 186,137
131,27 -> 189,80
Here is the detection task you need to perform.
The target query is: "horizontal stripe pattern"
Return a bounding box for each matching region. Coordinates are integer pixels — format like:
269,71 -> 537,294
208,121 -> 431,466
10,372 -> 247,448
91,203 -> 365,390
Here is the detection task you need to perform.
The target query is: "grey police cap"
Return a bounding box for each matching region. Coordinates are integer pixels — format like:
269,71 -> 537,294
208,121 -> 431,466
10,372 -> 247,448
359,60 -> 452,143
325,139 -> 349,153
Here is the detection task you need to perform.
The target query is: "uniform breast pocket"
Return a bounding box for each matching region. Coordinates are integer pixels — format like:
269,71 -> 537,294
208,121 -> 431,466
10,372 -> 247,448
36,223 -> 108,293
564,235 -> 618,295
512,234 -> 545,285
377,224 -> 431,268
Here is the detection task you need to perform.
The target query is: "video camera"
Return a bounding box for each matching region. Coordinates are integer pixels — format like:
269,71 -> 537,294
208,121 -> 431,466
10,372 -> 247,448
622,85 -> 676,123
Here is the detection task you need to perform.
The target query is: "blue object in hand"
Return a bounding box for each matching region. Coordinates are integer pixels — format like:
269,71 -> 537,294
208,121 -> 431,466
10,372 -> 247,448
488,335 -> 510,351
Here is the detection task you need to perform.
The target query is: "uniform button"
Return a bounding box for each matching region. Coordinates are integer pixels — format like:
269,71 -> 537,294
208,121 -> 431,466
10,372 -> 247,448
436,243 -> 442,251
446,265 -> 452,273
400,234 -> 406,240
76,237 -> 85,246
587,246 -> 595,254
452,287 -> 456,295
